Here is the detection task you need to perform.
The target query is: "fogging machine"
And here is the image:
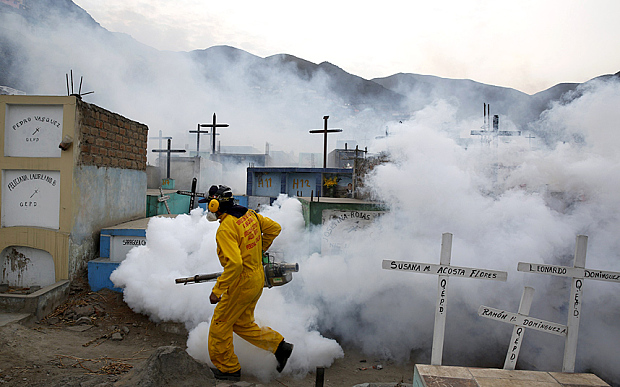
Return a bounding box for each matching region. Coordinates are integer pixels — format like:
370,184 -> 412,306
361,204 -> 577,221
175,252 -> 299,288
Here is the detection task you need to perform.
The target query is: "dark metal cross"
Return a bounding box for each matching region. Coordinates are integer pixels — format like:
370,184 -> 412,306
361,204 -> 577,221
199,113 -> 229,154
151,138 -> 186,179
309,116 -> 342,168
189,123 -> 220,154
176,177 -> 206,212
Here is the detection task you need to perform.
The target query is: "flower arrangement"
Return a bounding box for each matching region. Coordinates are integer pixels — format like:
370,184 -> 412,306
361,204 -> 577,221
323,176 -> 339,188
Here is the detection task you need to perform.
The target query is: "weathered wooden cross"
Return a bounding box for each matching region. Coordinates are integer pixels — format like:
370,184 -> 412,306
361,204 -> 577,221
197,113 -> 229,154
478,286 -> 567,370
151,138 -> 186,179
158,187 -> 171,214
309,116 -> 342,168
382,232 -> 508,365
176,177 -> 206,212
517,234 -> 620,372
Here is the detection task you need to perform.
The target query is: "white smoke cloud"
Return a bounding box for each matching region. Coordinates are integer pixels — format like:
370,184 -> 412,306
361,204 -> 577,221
112,78 -> 620,385
355,79 -> 620,380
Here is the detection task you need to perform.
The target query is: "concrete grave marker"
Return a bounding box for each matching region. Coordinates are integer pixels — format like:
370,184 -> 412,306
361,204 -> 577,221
382,232 -> 508,365
478,286 -> 567,370
110,235 -> 147,262
321,209 -> 385,254
4,104 -> 63,158
518,235 -> 620,372
1,95 -> 149,289
1,169 -> 61,229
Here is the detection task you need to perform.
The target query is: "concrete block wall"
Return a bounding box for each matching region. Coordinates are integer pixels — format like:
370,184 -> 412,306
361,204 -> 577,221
77,100 -> 148,170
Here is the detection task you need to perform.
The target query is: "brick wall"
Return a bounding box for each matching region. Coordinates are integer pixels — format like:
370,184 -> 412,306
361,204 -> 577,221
76,99 -> 148,170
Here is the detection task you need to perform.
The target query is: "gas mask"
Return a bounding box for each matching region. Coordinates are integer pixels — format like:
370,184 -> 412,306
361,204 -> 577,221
206,211 -> 218,222
202,185 -> 232,222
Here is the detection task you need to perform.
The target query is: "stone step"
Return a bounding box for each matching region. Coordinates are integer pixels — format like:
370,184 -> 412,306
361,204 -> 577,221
0,312 -> 31,327
413,364 -> 610,386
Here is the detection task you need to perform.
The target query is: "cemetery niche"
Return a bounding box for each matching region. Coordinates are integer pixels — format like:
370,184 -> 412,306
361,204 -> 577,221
0,95 -> 148,316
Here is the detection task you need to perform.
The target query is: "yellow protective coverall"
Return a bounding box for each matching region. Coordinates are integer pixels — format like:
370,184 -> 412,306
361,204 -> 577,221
209,209 -> 283,373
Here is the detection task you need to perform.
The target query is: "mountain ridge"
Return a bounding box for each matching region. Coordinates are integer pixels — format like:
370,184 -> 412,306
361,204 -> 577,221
1,1 -> 619,143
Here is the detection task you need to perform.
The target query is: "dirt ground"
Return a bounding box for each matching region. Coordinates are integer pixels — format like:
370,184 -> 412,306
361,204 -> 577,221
0,274 -> 416,387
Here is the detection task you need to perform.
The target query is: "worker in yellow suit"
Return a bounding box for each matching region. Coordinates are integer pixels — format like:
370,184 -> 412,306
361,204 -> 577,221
200,185 -> 294,382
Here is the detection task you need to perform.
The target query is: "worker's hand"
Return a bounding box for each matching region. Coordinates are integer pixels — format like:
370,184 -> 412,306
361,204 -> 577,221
209,292 -> 221,304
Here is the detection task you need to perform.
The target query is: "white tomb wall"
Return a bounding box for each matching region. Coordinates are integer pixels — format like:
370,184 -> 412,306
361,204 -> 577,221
1,96 -> 76,283
70,165 -> 146,272
1,95 -> 148,285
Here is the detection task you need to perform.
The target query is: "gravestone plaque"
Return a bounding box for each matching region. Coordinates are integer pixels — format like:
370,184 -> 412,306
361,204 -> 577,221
4,104 -> 64,158
110,235 -> 146,262
1,169 -> 61,229
322,210 -> 384,254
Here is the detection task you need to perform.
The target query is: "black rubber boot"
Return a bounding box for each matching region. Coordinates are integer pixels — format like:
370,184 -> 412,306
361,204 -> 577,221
275,340 -> 294,373
211,367 -> 241,381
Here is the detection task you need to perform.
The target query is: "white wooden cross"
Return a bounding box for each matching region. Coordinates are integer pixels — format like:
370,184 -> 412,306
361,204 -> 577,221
382,232 -> 508,365
478,286 -> 568,370
517,234 -> 620,372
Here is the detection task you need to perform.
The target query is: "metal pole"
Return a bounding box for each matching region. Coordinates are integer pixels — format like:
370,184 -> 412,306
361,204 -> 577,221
166,138 -> 171,179
189,177 -> 197,211
315,367 -> 324,387
212,113 -> 217,154
196,124 -> 200,154
323,116 -> 328,168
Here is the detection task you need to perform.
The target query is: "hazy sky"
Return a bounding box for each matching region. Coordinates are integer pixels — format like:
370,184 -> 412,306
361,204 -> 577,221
71,0 -> 619,95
